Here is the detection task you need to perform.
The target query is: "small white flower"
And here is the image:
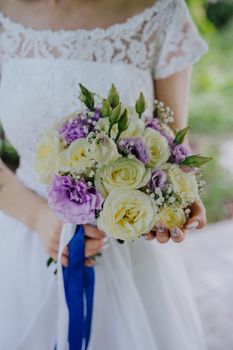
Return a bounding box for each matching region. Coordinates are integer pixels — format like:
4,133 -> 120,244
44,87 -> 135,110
168,196 -> 176,204
155,188 -> 162,196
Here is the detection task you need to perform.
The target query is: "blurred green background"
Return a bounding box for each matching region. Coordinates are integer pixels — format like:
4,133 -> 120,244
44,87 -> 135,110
187,0 -> 233,222
0,0 -> 233,222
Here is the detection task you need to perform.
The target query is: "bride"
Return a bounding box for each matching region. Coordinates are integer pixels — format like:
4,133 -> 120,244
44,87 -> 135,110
0,0 -> 208,349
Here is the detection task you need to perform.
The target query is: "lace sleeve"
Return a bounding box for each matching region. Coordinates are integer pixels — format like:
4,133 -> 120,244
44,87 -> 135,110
153,0 -> 208,79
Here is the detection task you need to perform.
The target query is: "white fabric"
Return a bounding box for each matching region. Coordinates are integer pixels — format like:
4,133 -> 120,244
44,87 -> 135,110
0,1 -> 208,349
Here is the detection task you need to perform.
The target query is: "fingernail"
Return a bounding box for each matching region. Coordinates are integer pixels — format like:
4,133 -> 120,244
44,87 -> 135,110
170,227 -> 180,238
156,224 -> 165,233
186,221 -> 199,230
102,243 -> 110,251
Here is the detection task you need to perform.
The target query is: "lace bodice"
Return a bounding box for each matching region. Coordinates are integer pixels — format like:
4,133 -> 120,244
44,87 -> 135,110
0,0 -> 207,193
0,0 -> 207,78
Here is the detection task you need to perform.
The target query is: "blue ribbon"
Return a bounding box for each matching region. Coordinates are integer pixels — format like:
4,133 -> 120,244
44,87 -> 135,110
62,225 -> 95,350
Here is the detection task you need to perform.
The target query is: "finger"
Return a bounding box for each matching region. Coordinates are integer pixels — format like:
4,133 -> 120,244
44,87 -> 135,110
62,246 -> 69,257
85,239 -> 103,257
187,215 -> 206,230
170,227 -> 185,243
186,201 -> 207,230
85,247 -> 102,258
155,224 -> 170,244
61,255 -> 68,268
143,232 -> 156,241
48,240 -> 60,254
85,258 -> 95,267
49,248 -> 58,261
83,224 -> 105,239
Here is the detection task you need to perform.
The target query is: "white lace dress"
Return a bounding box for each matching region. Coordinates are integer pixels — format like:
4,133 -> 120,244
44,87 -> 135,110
0,1 -> 208,349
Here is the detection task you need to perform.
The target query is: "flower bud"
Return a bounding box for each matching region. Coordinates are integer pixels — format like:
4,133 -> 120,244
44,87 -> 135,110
135,92 -> 146,118
100,99 -> 112,118
118,109 -> 129,132
107,84 -> 120,109
109,103 -> 121,125
79,84 -> 95,111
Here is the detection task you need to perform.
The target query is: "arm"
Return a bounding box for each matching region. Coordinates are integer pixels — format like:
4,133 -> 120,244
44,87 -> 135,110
154,67 -> 192,129
146,67 -> 206,244
0,159 -> 104,265
0,159 -> 47,231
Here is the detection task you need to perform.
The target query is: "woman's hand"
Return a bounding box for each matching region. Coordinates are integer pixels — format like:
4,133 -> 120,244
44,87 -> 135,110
35,203 -> 105,267
35,203 -> 69,266
84,224 -> 106,267
145,198 -> 207,243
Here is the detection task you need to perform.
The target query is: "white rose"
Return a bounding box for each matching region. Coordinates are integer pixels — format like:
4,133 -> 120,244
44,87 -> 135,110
156,206 -> 187,229
97,189 -> 158,240
87,133 -> 120,165
56,139 -> 93,173
35,130 -> 63,184
143,128 -> 171,168
168,164 -> 199,203
95,157 -> 151,198
121,108 -> 145,138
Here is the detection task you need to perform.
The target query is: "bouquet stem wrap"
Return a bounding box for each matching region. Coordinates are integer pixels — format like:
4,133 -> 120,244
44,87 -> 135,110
62,225 -> 94,350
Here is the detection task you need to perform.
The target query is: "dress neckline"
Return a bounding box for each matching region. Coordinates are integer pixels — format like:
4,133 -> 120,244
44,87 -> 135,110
0,0 -> 167,36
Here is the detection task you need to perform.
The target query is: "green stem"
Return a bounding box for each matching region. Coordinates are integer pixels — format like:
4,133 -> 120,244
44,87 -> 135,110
115,130 -> 121,142
108,124 -> 113,137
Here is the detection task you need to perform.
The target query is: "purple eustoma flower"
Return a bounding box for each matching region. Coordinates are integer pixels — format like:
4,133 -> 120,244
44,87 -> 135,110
118,137 -> 150,164
145,117 -> 174,144
148,169 -> 167,192
48,175 -> 103,224
171,144 -> 189,163
144,116 -> 161,132
60,109 -> 100,143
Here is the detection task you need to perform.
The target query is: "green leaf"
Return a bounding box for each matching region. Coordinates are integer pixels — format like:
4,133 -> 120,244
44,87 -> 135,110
181,155 -> 213,167
174,127 -> 191,145
109,104 -> 121,125
79,83 -> 95,111
107,84 -> 120,109
117,239 -> 125,244
47,257 -> 54,267
100,99 -> 112,118
135,92 -> 146,118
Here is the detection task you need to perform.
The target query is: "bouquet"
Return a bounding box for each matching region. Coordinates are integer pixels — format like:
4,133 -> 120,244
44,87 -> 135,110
35,84 -> 211,241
